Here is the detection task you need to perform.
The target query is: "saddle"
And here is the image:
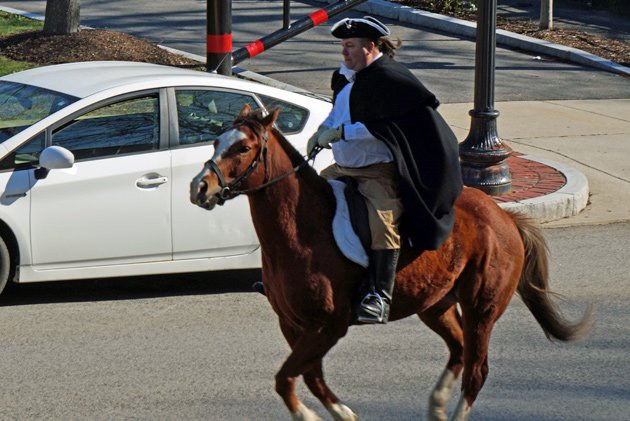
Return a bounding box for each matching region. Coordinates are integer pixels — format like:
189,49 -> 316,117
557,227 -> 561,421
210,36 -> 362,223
328,178 -> 371,268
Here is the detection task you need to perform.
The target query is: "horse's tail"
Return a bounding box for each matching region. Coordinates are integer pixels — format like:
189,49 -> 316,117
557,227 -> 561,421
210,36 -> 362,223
510,212 -> 593,342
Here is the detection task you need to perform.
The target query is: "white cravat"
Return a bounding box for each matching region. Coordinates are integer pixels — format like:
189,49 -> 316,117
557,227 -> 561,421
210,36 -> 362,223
338,62 -> 356,82
322,54 -> 393,168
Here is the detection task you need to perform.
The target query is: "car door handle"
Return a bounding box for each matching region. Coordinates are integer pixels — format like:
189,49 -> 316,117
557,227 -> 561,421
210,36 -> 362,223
136,175 -> 168,188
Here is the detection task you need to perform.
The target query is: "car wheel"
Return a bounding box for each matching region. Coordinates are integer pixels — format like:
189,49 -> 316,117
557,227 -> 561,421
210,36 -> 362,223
0,236 -> 12,296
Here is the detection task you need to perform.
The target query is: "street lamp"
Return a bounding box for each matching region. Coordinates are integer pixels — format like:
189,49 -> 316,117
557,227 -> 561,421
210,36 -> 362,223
459,0 -> 512,195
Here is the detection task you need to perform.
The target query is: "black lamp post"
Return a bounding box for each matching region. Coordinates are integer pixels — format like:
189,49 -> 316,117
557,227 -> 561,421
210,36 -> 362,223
459,0 -> 512,195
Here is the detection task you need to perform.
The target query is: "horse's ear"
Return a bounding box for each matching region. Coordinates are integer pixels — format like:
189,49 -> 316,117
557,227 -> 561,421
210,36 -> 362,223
237,103 -> 251,119
261,107 -> 280,129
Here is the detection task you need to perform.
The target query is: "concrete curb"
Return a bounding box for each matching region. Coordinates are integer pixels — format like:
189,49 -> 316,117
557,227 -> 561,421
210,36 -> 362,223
498,156 -> 590,222
0,5 -> 43,20
316,0 -> 630,76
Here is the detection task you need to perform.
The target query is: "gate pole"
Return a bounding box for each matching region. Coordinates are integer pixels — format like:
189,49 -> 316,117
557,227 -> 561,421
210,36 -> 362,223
232,0 -> 367,66
207,0 -> 232,75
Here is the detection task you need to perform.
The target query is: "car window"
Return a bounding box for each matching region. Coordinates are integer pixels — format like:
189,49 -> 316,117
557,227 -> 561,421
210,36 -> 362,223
257,95 -> 309,134
0,81 -> 77,144
175,90 -> 258,145
0,132 -> 46,171
52,94 -> 160,161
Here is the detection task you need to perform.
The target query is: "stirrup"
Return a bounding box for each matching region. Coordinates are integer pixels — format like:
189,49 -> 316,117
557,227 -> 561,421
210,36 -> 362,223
356,292 -> 387,324
252,281 -> 266,296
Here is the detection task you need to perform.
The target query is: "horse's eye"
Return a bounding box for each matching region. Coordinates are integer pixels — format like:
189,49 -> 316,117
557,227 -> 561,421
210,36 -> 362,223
239,146 -> 251,154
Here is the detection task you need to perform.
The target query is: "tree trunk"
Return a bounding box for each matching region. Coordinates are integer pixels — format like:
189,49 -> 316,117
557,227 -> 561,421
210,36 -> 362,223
540,0 -> 553,30
44,0 -> 80,35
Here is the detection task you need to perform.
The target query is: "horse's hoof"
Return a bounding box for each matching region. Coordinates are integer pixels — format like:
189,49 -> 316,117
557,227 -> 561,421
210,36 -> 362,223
291,402 -> 323,421
427,408 -> 447,421
328,402 -> 358,421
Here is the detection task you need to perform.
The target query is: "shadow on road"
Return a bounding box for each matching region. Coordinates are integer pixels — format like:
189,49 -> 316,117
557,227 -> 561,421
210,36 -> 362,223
0,269 -> 261,307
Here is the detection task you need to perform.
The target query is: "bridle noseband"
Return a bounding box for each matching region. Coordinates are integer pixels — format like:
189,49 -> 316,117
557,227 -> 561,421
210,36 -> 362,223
204,119 -> 320,206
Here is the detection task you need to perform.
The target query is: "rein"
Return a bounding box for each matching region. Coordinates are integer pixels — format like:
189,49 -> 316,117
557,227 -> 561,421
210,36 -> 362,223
208,121 -> 322,205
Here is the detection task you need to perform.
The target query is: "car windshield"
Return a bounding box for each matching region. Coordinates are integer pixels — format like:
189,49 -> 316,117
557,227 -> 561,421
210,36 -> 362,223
0,80 -> 78,143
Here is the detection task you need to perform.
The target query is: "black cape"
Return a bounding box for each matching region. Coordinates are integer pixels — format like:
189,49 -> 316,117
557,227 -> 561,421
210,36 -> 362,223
331,55 -> 463,250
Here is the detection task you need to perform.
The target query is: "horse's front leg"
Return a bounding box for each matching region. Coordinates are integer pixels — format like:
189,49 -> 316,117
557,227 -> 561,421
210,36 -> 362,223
303,361 -> 357,421
277,321 -> 353,420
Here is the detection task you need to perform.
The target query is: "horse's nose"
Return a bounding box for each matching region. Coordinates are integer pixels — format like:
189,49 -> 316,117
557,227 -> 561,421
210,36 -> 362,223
190,179 -> 208,205
198,180 -> 208,196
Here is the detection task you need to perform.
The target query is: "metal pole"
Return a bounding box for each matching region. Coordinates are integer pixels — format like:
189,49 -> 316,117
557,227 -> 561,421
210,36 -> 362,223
207,0 -> 232,75
540,0 -> 554,30
458,0 -> 512,195
283,0 -> 291,29
232,0 -> 367,65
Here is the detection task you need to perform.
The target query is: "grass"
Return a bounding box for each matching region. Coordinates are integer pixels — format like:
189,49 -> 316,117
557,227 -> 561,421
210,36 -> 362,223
0,11 -> 43,76
0,11 -> 43,36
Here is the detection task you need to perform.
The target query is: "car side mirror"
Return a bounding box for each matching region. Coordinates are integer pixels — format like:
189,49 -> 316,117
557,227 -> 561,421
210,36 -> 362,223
35,145 -> 75,180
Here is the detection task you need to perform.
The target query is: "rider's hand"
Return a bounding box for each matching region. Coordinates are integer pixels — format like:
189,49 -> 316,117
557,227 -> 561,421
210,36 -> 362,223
306,125 -> 343,155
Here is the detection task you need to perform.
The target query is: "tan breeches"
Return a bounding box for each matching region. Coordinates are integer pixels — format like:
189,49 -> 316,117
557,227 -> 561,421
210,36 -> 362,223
321,162 -> 402,250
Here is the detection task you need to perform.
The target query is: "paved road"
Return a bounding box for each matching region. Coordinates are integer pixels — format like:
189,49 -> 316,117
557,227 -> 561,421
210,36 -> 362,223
0,223 -> 628,420
3,0 -> 629,102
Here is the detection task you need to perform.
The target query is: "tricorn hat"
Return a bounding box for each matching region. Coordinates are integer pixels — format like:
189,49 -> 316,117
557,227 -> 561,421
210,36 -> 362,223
331,16 -> 391,40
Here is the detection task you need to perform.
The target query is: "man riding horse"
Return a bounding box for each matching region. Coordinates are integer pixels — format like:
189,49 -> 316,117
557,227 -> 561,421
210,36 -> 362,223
306,16 -> 463,324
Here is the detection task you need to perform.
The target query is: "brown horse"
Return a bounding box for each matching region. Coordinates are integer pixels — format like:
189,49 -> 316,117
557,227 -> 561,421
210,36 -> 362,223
190,105 -> 592,421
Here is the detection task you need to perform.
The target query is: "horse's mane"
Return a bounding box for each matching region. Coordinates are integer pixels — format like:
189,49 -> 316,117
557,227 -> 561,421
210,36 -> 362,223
236,110 -> 333,194
270,127 -> 334,192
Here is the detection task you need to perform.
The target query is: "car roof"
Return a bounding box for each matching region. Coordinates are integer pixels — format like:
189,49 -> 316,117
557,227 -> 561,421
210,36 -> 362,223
1,61 -> 245,98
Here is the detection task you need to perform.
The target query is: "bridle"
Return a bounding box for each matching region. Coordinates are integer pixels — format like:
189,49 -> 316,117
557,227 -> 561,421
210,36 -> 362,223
206,119 -> 320,205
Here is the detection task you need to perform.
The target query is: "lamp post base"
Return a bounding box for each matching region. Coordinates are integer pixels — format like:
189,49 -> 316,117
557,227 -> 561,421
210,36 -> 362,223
459,109 -> 513,196
460,160 -> 512,196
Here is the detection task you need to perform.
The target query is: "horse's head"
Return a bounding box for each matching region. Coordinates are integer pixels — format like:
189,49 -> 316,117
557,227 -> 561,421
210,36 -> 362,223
190,103 -> 280,210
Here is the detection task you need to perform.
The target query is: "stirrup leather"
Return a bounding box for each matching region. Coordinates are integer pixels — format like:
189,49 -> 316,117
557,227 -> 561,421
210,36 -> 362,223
356,292 -> 387,323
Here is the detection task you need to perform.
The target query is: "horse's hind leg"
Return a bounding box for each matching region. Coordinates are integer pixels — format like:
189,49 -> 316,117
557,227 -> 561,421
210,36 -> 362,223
450,322 -> 491,421
452,281 -> 517,421
303,361 -> 357,421
419,302 -> 464,421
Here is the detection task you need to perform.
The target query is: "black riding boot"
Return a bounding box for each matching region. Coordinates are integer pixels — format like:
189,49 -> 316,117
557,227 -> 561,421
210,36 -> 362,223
356,248 -> 400,324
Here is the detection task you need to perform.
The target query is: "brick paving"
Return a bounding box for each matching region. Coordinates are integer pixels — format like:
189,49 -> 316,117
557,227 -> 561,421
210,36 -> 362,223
492,153 -> 567,203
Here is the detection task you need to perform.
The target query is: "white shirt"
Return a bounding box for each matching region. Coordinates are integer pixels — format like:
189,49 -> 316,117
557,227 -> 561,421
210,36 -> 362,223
322,57 -> 394,168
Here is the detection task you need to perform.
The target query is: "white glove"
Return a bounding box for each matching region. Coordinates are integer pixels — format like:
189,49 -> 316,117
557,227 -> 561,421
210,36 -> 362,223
306,125 -> 343,155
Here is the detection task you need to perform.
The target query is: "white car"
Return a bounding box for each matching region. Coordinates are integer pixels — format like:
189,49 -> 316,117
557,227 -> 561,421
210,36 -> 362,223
0,61 -> 332,295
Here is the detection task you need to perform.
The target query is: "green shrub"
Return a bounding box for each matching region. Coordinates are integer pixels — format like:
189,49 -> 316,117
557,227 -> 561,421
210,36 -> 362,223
430,0 -> 477,16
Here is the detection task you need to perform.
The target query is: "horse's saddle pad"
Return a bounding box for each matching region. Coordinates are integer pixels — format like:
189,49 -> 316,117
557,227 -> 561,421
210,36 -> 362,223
328,179 -> 370,268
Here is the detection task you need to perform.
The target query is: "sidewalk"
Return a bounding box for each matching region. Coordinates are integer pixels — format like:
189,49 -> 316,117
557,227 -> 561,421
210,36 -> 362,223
439,100 -> 630,227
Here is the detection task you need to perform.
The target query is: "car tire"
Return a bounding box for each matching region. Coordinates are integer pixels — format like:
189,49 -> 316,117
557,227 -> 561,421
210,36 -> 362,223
0,236 -> 12,296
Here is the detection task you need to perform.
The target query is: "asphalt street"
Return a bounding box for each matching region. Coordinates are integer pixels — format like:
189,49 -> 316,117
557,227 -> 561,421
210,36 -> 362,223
0,224 -> 629,420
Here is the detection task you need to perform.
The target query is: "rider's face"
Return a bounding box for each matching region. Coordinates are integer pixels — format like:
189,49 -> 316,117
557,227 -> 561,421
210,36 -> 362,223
340,38 -> 374,71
